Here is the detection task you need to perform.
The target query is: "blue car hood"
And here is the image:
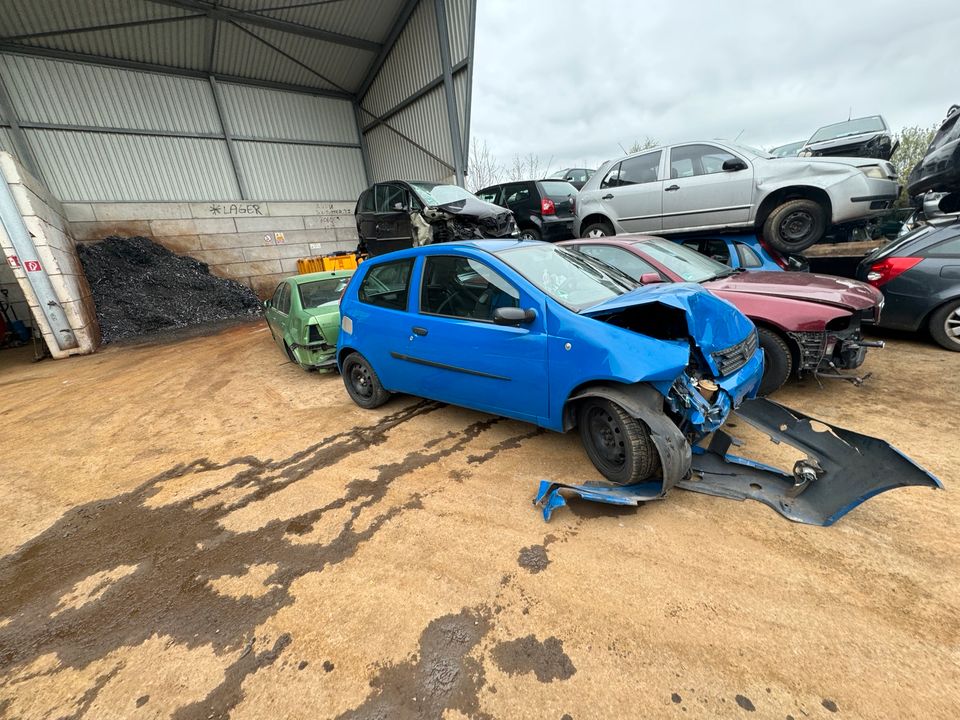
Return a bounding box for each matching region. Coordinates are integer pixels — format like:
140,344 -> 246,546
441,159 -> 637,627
580,283 -> 755,353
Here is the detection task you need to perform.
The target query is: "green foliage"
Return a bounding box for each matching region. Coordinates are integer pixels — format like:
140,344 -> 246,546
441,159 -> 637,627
893,125 -> 937,205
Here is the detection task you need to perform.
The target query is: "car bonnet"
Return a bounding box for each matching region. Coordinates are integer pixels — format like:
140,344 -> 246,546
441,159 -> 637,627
703,271 -> 881,311
580,282 -> 755,354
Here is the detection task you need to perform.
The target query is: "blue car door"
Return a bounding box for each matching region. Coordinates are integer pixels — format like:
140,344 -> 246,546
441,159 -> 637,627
399,251 -> 549,424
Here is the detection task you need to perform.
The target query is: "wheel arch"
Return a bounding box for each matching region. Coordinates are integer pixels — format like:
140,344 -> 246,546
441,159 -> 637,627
750,319 -> 801,375
755,185 -> 833,229
578,213 -> 614,236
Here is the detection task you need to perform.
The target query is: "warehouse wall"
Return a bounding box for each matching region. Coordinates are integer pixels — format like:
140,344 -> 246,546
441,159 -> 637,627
65,200 -> 358,297
0,53 -> 367,202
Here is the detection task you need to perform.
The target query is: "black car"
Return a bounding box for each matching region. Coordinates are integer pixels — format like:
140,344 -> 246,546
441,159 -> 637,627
546,167 -> 595,190
856,218 -> 960,351
800,115 -> 897,160
475,180 -> 578,242
355,181 -> 517,257
907,104 -> 960,198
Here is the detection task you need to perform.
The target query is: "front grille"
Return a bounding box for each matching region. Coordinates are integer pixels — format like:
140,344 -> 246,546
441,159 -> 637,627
788,331 -> 827,369
711,330 -> 758,376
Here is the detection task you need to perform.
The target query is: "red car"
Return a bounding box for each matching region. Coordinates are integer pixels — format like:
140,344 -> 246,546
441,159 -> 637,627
560,236 -> 884,394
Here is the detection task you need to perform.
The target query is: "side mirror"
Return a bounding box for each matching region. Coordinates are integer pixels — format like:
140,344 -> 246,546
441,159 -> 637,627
392,201 -> 408,212
722,158 -> 748,172
263,299 -> 271,308
493,306 -> 537,326
639,272 -> 663,284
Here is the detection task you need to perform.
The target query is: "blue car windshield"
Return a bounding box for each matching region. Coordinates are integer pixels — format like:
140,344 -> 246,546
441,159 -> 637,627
495,244 -> 632,310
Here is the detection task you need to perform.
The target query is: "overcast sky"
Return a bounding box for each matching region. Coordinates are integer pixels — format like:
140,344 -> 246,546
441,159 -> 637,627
471,0 -> 959,172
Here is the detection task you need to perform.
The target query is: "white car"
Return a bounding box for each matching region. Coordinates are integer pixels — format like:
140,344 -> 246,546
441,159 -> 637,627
574,141 -> 900,253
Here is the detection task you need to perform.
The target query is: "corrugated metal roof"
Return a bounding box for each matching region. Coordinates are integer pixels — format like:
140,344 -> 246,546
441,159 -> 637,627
16,16 -> 210,71
26,129 -> 240,201
257,0 -> 406,43
219,83 -> 358,143
234,141 -> 366,201
380,86 -> 452,164
1,0 -> 191,39
444,0 -> 470,66
0,128 -> 13,156
363,0 -> 441,117
0,54 -> 221,133
365,123 -> 450,183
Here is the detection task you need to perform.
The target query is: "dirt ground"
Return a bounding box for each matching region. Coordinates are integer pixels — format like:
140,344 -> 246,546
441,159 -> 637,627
1,322 -> 958,719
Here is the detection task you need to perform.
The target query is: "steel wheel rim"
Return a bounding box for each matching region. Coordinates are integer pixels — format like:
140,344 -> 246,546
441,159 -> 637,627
518,230 -> 536,240
587,228 -> 607,238
946,307 -> 960,340
350,363 -> 373,398
585,407 -> 625,470
780,211 -> 814,241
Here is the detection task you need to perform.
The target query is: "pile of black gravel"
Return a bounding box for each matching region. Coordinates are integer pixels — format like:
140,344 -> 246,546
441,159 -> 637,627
77,236 -> 262,343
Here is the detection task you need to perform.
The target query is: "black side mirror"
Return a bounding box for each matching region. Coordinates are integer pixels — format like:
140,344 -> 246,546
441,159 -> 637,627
493,307 -> 537,326
722,158 -> 748,172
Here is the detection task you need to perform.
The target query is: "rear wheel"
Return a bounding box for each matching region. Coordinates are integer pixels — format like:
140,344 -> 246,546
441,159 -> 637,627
342,353 -> 391,408
518,227 -> 541,241
763,199 -> 828,253
578,398 -> 659,485
929,299 -> 960,351
756,328 -> 793,395
581,221 -> 614,239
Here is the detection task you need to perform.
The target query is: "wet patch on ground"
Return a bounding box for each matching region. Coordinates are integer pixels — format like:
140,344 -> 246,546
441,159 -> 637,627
735,694 -> 756,711
0,401 -> 542,717
336,608 -> 493,720
491,635 -> 576,683
517,545 -> 550,574
467,428 -> 543,465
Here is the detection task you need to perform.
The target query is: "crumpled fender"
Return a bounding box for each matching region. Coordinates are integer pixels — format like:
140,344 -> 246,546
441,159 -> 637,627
566,382 -> 691,491
680,398 -> 943,526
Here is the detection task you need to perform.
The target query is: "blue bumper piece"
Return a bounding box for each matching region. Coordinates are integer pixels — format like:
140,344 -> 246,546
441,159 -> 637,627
534,479 -> 666,522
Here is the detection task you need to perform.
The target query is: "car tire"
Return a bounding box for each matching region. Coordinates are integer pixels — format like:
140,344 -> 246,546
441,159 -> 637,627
763,199 -> 828,253
756,328 -> 793,395
342,352 -> 391,408
928,299 -> 960,352
578,398 -> 659,485
284,341 -> 299,366
581,221 -> 614,239
518,227 -> 541,241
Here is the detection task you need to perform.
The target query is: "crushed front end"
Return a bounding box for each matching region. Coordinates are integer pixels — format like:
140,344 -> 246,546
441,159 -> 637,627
413,206 -> 517,245
788,306 -> 884,384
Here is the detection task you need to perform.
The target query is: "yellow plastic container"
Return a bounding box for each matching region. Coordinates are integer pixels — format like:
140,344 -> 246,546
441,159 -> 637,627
296,252 -> 359,274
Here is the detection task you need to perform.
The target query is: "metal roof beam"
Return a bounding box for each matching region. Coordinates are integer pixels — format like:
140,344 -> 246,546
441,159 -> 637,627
144,0 -> 381,52
355,0 -> 420,102
0,44 -> 354,99
1,14 -> 207,43
360,60 -> 466,133
434,0 -> 464,185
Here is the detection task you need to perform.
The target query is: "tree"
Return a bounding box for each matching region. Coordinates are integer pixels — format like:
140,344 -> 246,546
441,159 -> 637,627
465,138 -> 504,192
893,125 -> 937,205
507,152 -> 553,181
628,136 -> 659,153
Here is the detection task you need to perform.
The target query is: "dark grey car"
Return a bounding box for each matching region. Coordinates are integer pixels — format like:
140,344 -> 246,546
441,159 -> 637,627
856,219 -> 960,350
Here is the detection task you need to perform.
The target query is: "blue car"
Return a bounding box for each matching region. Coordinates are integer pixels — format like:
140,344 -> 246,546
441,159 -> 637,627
674,233 -> 809,272
336,240 -> 763,489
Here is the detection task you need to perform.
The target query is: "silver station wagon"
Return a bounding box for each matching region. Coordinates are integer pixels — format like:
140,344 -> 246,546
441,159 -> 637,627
575,140 -> 900,253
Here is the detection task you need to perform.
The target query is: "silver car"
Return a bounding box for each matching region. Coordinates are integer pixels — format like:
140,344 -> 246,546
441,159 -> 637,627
575,141 -> 900,253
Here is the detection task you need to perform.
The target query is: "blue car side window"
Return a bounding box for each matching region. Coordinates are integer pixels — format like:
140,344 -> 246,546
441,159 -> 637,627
420,255 -> 520,321
358,258 -> 414,311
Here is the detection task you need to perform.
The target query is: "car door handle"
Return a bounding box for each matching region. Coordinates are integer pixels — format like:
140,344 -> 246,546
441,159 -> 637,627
411,326 -> 428,336
601,194 -> 614,200
665,185 -> 680,192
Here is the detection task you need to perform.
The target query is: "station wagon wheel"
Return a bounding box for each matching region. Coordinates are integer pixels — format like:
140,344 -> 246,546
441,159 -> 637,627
763,199 -> 827,253
929,299 -> 960,352
518,228 -> 541,241
578,398 -> 659,485
341,353 -> 391,408
581,221 -> 614,239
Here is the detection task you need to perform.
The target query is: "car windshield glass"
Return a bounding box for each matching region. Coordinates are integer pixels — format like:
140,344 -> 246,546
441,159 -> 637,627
409,182 -> 475,206
538,181 -> 578,198
636,238 -> 731,282
724,141 -> 772,159
495,244 -> 631,310
810,116 -> 885,142
298,277 -> 351,308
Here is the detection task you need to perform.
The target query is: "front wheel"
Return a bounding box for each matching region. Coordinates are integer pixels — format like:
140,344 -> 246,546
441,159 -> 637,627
763,199 -> 827,253
578,398 -> 660,485
341,353 -> 391,408
517,227 -> 541,241
756,328 -> 793,395
929,299 -> 960,351
581,221 -> 614,239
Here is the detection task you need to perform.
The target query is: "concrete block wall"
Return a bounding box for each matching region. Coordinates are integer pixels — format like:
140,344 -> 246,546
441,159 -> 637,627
0,152 -> 99,357
64,200 -> 360,297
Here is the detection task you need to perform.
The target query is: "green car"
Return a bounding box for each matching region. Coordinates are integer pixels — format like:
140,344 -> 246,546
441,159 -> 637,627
263,270 -> 354,370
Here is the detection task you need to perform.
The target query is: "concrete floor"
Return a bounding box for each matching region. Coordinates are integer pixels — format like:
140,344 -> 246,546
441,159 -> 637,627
0,321 -> 957,719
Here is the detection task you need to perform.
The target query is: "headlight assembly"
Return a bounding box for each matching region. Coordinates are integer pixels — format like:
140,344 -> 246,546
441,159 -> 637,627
861,165 -> 887,179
